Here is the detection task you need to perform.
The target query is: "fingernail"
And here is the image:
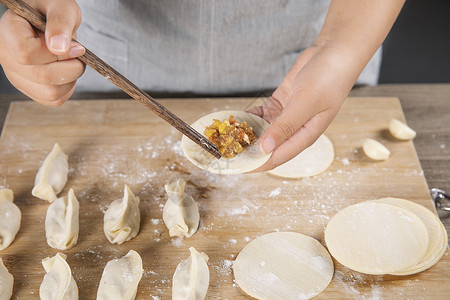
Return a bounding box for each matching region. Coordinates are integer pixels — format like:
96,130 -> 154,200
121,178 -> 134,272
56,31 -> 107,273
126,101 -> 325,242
49,35 -> 69,53
69,44 -> 85,58
260,136 -> 276,154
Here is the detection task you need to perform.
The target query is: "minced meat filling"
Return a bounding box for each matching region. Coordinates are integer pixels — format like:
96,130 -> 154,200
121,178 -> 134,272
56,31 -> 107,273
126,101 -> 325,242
204,115 -> 257,158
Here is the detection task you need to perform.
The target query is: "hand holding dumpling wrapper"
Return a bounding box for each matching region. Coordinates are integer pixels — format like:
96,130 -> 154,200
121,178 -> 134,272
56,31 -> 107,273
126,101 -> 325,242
181,111 -> 271,174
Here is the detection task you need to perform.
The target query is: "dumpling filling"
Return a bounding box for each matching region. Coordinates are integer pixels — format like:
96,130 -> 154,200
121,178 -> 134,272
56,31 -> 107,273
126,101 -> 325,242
204,115 -> 257,158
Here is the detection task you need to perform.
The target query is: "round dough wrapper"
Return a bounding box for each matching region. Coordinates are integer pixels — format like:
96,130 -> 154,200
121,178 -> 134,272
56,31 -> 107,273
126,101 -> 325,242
181,111 -> 270,174
325,202 -> 429,275
268,134 -> 334,178
233,232 -> 334,300
370,198 -> 448,275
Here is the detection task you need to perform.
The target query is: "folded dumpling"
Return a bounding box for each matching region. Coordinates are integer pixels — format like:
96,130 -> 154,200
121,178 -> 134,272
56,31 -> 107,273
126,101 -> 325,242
32,143 -> 69,203
103,185 -> 140,244
45,188 -> 79,250
97,250 -> 143,300
163,178 -> 200,238
0,258 -> 13,300
39,253 -> 78,300
0,188 -> 21,251
172,247 -> 210,300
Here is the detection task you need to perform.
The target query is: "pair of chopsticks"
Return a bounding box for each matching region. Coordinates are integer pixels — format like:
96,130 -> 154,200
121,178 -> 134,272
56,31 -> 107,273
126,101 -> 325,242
0,0 -> 221,159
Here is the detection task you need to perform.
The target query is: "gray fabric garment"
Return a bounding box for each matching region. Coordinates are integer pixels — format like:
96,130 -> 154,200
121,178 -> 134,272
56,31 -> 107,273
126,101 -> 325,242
75,0 -> 380,94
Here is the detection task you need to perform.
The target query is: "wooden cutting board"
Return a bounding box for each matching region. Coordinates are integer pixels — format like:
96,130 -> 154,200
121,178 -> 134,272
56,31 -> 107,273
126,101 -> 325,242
0,97 -> 449,299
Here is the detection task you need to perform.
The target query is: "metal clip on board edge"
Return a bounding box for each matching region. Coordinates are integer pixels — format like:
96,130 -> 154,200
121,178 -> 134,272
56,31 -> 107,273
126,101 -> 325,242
430,188 -> 450,211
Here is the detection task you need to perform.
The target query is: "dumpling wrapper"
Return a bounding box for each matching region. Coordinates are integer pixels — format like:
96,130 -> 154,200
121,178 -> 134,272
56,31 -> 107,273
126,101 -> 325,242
370,198 -> 448,275
39,253 -> 78,300
181,110 -> 270,174
32,143 -> 69,203
172,247 -> 209,300
104,185 -> 141,244
0,258 -> 13,300
233,232 -> 334,300
45,188 -> 80,250
0,188 -> 21,251
97,250 -> 143,300
268,134 -> 334,178
325,201 -> 429,275
163,178 -> 200,238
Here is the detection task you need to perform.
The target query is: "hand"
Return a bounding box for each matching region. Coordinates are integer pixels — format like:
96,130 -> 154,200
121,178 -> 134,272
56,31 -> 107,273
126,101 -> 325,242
0,0 -> 85,106
249,44 -> 359,172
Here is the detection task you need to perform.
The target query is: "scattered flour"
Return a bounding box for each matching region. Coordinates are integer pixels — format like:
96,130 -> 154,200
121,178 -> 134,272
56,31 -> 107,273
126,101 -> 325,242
341,158 -> 350,165
228,205 -> 249,216
269,187 -> 282,197
171,237 -> 184,247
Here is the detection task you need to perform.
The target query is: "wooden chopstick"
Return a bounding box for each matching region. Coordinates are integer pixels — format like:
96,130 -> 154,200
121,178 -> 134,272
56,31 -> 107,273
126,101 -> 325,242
1,0 -> 222,159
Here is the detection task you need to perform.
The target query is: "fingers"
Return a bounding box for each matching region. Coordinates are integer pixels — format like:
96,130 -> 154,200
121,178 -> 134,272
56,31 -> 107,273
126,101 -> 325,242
0,10 -> 57,64
0,4 -> 84,65
1,53 -> 85,85
0,0 -> 85,105
258,90 -> 320,155
251,109 -> 336,173
247,96 -> 283,123
4,68 -> 77,106
40,0 -> 83,55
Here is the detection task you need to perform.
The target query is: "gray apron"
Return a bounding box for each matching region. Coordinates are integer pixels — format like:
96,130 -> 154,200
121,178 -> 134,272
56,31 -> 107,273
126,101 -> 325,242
75,0 -> 380,93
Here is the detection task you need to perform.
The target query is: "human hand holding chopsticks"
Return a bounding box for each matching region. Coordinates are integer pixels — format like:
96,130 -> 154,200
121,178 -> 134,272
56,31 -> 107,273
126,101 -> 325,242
0,0 -> 85,105
0,0 -> 221,159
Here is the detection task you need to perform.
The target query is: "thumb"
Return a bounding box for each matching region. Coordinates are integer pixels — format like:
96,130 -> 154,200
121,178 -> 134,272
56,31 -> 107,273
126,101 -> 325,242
258,96 -> 317,155
44,1 -> 82,55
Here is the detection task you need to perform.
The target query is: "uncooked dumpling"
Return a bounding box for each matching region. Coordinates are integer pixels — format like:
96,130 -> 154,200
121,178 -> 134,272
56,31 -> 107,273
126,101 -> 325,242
325,201 -> 428,275
104,185 -> 140,244
172,247 -> 209,300
163,178 -> 199,238
233,232 -> 334,300
39,253 -> 78,300
0,258 -> 13,300
45,188 -> 79,250
32,143 -> 69,203
97,250 -> 143,300
181,111 -> 270,174
0,188 -> 21,251
268,134 -> 334,178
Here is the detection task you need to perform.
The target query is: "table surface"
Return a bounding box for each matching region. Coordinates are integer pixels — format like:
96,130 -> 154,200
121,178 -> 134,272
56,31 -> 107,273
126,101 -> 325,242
1,95 -> 449,299
1,83 -> 449,242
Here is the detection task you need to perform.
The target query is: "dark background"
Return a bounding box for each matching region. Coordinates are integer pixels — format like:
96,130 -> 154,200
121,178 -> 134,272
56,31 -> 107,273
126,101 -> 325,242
1,0 -> 449,94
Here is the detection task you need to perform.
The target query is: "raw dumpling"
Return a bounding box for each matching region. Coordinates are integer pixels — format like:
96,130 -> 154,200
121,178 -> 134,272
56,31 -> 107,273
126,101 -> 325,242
0,258 -> 13,300
32,143 -> 69,203
0,188 -> 21,251
163,178 -> 199,238
181,111 -> 271,174
39,253 -> 78,300
103,185 -> 140,244
45,189 -> 79,250
172,247 -> 209,300
97,250 -> 143,300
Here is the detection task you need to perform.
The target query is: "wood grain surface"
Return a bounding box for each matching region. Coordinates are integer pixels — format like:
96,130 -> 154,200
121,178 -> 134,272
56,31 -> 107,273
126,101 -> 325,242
349,84 -> 450,238
0,97 -> 448,299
